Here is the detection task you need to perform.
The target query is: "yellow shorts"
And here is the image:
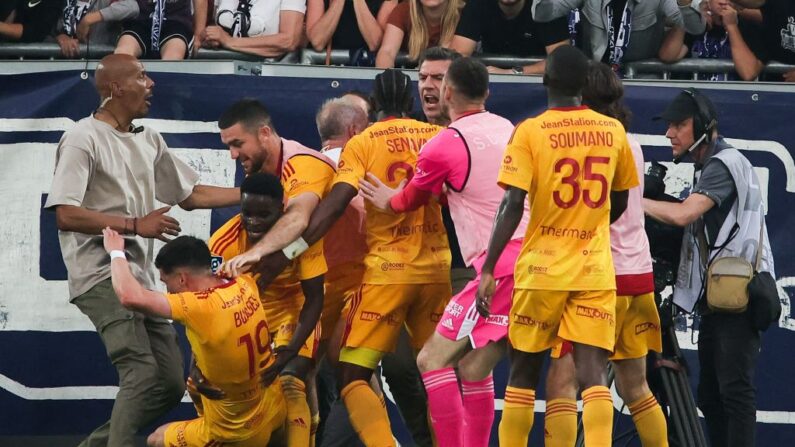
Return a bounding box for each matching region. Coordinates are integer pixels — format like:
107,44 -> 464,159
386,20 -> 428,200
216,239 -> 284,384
321,262 -> 365,341
611,292 -> 662,360
343,282 -> 451,353
163,390 -> 286,447
509,289 -> 616,353
265,285 -> 321,359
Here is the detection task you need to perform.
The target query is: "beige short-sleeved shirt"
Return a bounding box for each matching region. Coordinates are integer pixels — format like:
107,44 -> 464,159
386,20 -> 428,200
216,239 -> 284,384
44,116 -> 200,300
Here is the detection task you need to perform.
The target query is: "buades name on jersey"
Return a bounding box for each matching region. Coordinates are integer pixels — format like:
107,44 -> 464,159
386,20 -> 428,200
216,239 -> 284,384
234,295 -> 262,328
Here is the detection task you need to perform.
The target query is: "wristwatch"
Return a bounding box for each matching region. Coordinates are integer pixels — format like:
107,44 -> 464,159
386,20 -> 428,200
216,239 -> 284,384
512,66 -> 524,75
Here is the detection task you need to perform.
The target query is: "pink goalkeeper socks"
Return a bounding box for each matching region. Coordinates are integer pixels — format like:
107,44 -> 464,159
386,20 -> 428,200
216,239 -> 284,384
462,376 -> 495,447
422,368 -> 463,447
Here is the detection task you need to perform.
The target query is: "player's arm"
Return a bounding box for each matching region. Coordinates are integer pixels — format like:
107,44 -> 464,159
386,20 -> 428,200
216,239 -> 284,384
179,184 -> 240,210
291,275 -> 325,356
359,173 -> 432,213
476,186 -> 527,316
102,228 -> 172,318
610,190 -> 629,223
643,193 -> 715,227
242,192 -> 320,259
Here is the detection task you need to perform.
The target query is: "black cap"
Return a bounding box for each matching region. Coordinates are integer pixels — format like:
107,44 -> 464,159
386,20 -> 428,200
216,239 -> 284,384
654,91 -> 700,122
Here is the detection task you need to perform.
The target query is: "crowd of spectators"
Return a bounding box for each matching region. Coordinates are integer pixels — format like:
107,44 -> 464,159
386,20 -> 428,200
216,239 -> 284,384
1,0 -> 793,80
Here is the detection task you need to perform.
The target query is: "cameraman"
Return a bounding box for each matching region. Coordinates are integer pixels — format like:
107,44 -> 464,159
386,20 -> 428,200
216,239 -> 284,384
643,88 -> 774,447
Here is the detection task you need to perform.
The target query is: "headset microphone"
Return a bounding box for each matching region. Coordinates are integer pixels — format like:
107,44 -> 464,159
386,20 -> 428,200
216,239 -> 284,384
673,131 -> 708,165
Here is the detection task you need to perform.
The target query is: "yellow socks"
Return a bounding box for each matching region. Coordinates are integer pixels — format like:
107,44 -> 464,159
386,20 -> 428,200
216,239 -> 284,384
629,393 -> 669,447
281,375 -> 311,447
581,386 -> 614,447
499,386 -> 536,446
545,398 -> 578,447
342,380 -> 395,447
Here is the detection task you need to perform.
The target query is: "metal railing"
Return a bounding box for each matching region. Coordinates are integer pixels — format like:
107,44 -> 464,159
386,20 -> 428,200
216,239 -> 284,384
1,42 -> 793,81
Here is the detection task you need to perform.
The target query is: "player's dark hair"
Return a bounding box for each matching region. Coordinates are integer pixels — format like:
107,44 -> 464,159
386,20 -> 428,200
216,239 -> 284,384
582,62 -> 632,129
543,46 -> 589,97
418,46 -> 462,67
445,57 -> 489,101
241,172 -> 284,201
218,98 -> 274,133
372,68 -> 414,116
155,236 -> 212,274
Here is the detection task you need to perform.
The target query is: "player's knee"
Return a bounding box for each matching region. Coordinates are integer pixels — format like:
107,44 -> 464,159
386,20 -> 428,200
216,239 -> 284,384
415,345 -> 439,373
615,368 -> 650,403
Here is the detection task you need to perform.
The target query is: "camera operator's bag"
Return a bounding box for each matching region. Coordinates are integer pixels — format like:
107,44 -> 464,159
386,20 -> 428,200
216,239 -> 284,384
704,223 -> 750,313
706,222 -> 771,315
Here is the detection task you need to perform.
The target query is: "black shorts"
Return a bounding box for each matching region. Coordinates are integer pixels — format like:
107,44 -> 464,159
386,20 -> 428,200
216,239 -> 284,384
121,19 -> 193,58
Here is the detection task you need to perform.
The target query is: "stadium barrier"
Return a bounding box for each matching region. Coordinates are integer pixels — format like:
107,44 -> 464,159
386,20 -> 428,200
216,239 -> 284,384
3,42 -> 794,80
0,63 -> 794,445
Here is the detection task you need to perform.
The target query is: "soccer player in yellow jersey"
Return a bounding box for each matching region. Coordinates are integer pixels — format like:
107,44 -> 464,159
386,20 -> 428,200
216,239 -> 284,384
223,69 -> 453,447
215,100 -> 336,446
476,46 -> 638,446
100,230 -> 286,447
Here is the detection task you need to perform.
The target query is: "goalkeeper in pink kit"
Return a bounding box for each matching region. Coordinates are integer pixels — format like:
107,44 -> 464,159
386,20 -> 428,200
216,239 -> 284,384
358,57 -> 528,447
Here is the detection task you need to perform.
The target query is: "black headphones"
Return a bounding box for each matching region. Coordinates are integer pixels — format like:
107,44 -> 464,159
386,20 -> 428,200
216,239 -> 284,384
683,88 -> 717,145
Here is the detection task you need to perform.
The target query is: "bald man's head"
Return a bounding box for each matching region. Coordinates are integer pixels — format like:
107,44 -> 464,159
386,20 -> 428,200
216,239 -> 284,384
95,54 -> 154,119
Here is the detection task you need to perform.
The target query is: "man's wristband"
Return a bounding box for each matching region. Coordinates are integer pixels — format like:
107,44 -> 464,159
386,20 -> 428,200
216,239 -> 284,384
109,250 -> 126,260
282,237 -> 309,260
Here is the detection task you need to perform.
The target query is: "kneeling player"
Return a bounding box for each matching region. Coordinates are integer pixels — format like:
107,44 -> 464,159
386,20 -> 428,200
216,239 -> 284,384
101,230 -> 286,447
210,172 -> 326,446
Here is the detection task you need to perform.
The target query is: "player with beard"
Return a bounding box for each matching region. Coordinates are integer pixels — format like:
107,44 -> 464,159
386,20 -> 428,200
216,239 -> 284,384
212,99 -> 335,446
359,57 -> 529,447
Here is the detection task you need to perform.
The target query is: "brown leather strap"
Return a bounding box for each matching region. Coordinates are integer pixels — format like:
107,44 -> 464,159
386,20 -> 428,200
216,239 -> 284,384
325,42 -> 332,66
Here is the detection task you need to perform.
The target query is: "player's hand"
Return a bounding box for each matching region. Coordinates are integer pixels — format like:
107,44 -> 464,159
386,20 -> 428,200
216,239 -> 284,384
218,249 -> 263,278
254,251 -> 292,290
783,69 -> 795,82
56,34 -> 80,59
188,363 -> 226,400
476,271 -> 496,318
137,206 -> 181,242
260,346 -> 298,387
358,173 -> 405,211
102,227 -> 125,253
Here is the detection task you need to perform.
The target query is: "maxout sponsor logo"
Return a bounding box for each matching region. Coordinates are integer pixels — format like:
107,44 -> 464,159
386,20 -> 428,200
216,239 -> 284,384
635,322 -> 659,335
360,311 -> 400,325
486,315 -> 509,326
575,305 -> 614,324
513,313 -> 552,330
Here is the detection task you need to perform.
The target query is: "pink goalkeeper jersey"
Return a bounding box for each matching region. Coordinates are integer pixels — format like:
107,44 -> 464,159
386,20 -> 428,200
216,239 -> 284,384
610,135 -> 653,291
411,111 -> 529,270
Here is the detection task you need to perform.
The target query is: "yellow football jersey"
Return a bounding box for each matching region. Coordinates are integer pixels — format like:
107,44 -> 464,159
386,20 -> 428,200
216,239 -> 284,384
498,106 -> 638,291
209,145 -> 332,308
166,277 -> 282,440
334,118 -> 451,285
